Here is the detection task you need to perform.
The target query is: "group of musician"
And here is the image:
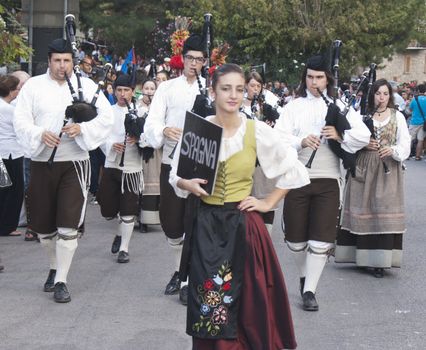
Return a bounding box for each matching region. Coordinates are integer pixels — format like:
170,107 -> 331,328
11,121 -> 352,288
0,14 -> 413,347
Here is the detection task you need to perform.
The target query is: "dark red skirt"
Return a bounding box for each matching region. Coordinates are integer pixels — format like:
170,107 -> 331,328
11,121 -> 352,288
190,206 -> 297,350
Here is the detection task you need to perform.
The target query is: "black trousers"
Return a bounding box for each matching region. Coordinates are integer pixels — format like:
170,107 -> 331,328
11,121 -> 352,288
159,163 -> 186,239
0,156 -> 24,235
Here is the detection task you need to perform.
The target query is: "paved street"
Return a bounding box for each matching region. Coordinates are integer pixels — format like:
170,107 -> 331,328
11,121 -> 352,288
1,160 -> 425,350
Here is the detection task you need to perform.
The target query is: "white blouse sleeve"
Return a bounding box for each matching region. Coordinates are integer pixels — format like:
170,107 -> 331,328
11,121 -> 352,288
255,119 -> 310,189
341,108 -> 371,154
391,111 -> 411,161
274,104 -> 304,151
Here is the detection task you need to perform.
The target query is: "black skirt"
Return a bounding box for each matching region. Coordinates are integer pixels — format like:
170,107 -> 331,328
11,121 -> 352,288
187,202 -> 297,349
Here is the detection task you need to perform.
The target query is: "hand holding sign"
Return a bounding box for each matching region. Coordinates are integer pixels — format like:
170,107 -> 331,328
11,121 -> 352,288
177,111 -> 222,195
177,178 -> 210,197
164,127 -> 182,142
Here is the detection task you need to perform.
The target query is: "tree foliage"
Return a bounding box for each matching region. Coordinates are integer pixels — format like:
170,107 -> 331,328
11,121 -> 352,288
79,0 -> 181,57
78,0 -> 426,83
0,4 -> 32,66
174,0 -> 426,83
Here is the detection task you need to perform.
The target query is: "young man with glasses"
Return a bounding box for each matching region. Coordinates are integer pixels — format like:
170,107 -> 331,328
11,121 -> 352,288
79,56 -> 93,78
145,34 -> 206,305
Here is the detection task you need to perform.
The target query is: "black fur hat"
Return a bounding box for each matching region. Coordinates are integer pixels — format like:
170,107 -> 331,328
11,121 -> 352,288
48,38 -> 73,54
306,54 -> 330,73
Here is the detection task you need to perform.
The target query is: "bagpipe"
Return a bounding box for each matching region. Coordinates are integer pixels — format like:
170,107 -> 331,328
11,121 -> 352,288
250,92 -> 280,126
305,89 -> 355,173
191,13 -> 216,118
360,63 -> 391,175
48,14 -> 111,166
119,97 -> 146,167
305,40 -> 357,175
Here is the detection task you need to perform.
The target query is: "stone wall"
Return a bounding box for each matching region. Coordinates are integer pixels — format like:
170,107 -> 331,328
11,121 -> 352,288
21,0 -> 79,28
377,48 -> 426,83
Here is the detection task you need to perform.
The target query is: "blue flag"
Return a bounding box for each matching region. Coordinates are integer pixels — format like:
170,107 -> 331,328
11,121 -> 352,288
121,48 -> 133,74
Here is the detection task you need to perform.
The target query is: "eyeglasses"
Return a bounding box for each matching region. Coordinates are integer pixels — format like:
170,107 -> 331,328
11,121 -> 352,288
184,55 -> 205,64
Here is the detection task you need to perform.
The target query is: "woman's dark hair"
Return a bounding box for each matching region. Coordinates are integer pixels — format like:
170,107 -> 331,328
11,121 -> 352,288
245,71 -> 263,85
156,70 -> 170,80
0,74 -> 20,97
142,79 -> 157,89
367,78 -> 395,114
212,63 -> 245,90
296,67 -> 334,98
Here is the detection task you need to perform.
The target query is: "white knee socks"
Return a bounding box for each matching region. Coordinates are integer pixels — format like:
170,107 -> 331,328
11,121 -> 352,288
118,216 -> 135,253
287,241 -> 307,278
38,232 -> 57,270
303,241 -> 333,294
55,228 -> 79,284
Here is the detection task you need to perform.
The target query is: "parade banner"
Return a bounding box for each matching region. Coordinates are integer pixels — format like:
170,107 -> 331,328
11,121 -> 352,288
177,111 -> 222,195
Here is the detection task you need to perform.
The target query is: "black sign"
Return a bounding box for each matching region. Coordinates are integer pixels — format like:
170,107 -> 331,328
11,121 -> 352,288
177,111 -> 223,195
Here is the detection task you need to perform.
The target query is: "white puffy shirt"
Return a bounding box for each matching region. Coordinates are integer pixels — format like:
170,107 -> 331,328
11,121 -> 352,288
0,98 -> 24,159
169,114 -> 310,198
103,104 -> 143,173
144,74 -> 205,164
275,90 -> 371,179
13,71 -> 114,161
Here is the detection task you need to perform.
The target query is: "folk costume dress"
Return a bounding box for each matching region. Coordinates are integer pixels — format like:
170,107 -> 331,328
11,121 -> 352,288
240,91 -> 283,232
170,115 -> 309,349
336,109 -> 410,268
138,104 -> 162,226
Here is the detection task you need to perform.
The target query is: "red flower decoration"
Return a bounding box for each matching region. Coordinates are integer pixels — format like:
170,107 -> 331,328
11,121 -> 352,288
170,55 -> 184,70
204,279 -> 214,290
208,65 -> 217,77
222,282 -> 231,291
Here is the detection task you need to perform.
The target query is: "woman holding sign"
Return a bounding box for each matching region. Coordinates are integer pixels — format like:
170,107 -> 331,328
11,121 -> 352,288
170,64 -> 309,349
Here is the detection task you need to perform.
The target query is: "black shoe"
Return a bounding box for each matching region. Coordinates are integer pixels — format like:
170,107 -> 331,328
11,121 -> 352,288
140,224 -> 148,233
179,285 -> 188,306
299,277 -> 305,297
0,265 -> 4,272
302,291 -> 319,311
164,271 -> 180,295
111,235 -> 121,254
44,269 -> 56,292
373,268 -> 384,278
117,250 -> 130,263
53,282 -> 71,303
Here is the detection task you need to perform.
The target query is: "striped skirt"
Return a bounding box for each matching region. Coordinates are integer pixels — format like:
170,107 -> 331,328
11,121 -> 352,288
336,150 -> 405,268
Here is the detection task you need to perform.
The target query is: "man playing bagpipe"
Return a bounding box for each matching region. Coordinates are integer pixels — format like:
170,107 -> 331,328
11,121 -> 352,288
13,38 -> 113,303
97,74 -> 145,264
144,33 -> 207,305
275,54 -> 370,311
